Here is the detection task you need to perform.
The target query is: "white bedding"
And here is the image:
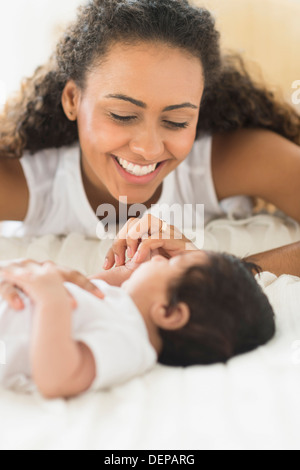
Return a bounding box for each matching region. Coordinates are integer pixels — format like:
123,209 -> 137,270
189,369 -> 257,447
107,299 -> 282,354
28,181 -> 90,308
0,212 -> 300,450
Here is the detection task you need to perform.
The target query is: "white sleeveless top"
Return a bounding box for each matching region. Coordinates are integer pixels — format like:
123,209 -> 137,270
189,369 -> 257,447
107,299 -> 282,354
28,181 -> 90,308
17,135 -> 252,239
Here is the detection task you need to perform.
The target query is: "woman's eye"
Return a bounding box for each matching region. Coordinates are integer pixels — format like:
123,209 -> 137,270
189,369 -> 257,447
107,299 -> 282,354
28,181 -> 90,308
110,113 -> 136,123
109,113 -> 189,129
164,121 -> 189,129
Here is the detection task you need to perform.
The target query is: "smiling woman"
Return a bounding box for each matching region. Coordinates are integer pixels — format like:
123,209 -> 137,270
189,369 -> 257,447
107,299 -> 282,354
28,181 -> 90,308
0,0 -> 299,239
62,41 -> 203,206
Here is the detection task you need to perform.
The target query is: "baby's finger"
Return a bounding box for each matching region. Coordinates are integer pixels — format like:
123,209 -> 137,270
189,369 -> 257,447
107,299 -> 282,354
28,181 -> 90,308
0,259 -> 42,273
86,282 -> 105,300
0,281 -> 25,310
65,289 -> 78,310
77,278 -> 105,300
56,268 -> 105,300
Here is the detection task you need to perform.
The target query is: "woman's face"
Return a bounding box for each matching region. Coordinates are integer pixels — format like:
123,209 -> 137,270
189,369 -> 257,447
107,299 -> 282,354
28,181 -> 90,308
65,41 -> 204,205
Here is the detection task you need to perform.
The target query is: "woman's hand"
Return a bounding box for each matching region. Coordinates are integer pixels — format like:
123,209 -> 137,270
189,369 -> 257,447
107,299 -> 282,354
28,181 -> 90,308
103,215 -> 197,269
0,259 -> 105,310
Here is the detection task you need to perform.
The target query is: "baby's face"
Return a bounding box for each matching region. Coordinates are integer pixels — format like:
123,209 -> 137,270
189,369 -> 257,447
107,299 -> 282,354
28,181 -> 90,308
122,251 -> 209,300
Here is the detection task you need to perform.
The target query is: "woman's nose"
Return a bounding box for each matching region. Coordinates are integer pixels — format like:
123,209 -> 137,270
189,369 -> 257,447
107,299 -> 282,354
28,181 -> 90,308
129,126 -> 164,161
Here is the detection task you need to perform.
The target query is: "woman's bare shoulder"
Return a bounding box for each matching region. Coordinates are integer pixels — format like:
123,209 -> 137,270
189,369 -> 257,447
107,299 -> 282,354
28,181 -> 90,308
0,158 -> 29,221
211,128 -> 300,222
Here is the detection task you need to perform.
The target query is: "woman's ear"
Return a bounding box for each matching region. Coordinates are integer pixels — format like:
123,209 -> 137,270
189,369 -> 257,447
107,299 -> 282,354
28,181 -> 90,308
150,302 -> 190,331
61,80 -> 81,121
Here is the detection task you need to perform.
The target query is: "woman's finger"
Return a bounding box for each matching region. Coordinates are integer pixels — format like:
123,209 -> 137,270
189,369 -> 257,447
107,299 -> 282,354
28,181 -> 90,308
103,218 -> 140,268
128,214 -> 163,240
105,215 -> 168,269
124,218 -> 151,258
132,233 -> 197,263
132,238 -> 166,263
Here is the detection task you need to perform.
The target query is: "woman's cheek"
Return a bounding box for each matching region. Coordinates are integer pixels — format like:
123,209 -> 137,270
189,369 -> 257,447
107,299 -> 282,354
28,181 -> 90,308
167,128 -> 197,161
78,112 -> 125,155
91,121 -> 131,154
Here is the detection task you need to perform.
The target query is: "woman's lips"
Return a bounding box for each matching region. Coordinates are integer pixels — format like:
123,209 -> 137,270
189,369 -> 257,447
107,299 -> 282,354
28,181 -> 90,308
111,155 -> 167,184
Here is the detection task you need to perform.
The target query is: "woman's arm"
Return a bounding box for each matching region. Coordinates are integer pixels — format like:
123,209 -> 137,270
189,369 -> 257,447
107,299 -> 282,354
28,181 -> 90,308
1,263 -> 96,398
0,159 -> 29,221
212,129 -> 300,274
102,215 -> 300,278
245,241 -> 300,277
212,128 -> 300,223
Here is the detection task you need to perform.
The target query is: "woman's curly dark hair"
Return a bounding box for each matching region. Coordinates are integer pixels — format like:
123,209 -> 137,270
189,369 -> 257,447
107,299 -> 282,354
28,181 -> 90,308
0,0 -> 299,159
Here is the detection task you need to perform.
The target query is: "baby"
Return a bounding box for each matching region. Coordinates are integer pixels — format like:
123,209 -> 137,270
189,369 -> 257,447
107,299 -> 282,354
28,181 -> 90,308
0,248 -> 275,399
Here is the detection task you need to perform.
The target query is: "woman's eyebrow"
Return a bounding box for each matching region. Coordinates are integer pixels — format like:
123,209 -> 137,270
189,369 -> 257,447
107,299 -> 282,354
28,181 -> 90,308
104,94 -> 198,111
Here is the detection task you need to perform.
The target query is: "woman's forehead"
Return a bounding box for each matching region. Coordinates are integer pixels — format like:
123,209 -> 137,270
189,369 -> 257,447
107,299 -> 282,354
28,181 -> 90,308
86,41 -> 204,96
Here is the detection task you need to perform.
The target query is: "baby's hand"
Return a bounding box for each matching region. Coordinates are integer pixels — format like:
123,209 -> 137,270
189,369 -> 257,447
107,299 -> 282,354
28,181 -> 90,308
0,262 -> 70,309
0,259 -> 105,310
90,259 -> 142,287
103,215 -> 197,268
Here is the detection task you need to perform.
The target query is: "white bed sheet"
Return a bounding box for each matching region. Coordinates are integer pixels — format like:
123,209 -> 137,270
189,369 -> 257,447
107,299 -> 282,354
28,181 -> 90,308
0,213 -> 300,450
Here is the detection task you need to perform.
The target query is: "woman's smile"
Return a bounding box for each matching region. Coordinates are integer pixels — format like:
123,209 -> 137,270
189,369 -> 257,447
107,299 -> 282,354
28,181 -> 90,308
113,155 -> 160,175
111,154 -> 168,185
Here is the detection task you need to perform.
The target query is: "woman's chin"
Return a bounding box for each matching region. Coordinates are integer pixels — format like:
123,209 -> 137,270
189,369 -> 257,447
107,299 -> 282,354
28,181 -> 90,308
111,188 -> 159,206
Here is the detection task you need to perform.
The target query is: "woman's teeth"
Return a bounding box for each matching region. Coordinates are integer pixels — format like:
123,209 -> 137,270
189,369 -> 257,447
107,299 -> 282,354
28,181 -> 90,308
116,157 -> 158,176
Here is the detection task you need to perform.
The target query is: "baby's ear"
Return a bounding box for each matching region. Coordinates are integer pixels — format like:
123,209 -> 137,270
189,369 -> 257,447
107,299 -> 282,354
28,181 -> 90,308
150,302 -> 190,331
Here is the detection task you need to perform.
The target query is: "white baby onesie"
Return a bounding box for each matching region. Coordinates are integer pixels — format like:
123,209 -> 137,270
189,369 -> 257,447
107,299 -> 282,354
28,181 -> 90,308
0,280 -> 157,393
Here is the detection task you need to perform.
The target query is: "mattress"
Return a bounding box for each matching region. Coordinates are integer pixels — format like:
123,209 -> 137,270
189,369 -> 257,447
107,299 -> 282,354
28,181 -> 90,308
0,212 -> 300,450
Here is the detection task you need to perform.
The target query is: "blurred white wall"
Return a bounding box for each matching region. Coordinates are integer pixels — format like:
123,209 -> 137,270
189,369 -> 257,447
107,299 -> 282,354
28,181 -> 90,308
0,0 -> 83,106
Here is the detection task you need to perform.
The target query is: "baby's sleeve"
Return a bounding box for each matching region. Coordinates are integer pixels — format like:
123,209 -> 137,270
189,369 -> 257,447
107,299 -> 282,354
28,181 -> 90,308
255,271 -> 278,289
75,323 -> 157,391
75,306 -> 157,390
67,281 -> 157,391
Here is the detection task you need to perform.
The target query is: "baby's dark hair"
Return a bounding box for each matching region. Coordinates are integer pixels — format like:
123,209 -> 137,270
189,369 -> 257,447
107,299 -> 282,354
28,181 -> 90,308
158,252 -> 275,366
